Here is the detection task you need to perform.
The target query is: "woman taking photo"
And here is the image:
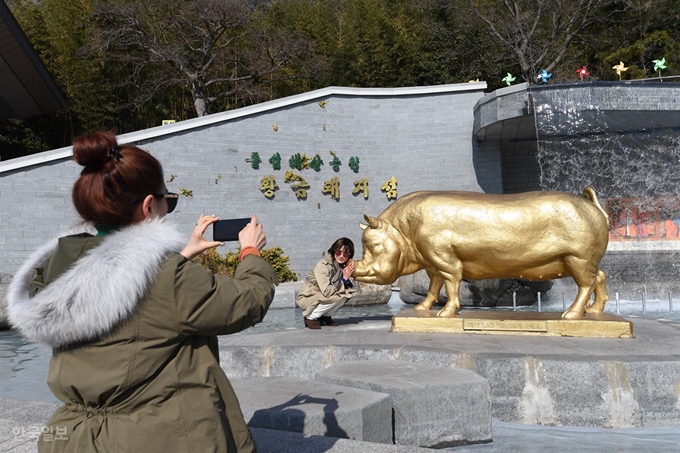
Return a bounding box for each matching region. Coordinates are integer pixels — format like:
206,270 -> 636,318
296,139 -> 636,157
296,238 -> 356,329
8,131 -> 277,452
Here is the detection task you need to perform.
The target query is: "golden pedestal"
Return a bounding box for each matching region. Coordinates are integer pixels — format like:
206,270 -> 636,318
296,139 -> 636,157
391,309 -> 633,339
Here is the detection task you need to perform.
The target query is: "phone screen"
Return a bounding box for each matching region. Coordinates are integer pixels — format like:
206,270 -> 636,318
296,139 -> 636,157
212,218 -> 251,242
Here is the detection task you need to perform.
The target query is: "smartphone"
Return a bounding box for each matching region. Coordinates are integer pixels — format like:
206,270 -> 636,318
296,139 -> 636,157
212,218 -> 251,242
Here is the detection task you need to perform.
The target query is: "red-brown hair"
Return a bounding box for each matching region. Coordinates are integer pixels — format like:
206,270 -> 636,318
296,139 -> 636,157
72,131 -> 165,227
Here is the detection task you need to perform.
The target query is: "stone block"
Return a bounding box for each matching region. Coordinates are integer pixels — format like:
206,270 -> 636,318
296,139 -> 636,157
315,360 -> 492,448
345,282 -> 391,307
250,427 -> 435,453
398,270 -> 462,305
219,346 -> 264,380
276,281 -> 390,309
270,346 -> 330,379
271,282 -> 299,309
232,377 -> 392,444
330,346 -> 396,364
625,361 -> 680,426
398,269 -> 550,308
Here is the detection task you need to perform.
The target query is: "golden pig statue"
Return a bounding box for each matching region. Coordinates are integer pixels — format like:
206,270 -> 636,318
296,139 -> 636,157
351,187 -> 610,320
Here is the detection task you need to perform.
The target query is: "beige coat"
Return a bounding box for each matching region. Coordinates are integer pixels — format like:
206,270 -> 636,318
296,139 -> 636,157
295,256 -> 356,317
7,219 -> 277,452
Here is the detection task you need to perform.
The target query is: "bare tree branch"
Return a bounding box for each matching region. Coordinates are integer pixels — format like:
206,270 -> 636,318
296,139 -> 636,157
461,0 -> 624,82
90,0 -> 310,116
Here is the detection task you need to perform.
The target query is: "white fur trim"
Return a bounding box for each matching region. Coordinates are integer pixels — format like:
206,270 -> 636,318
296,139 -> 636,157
8,219 -> 185,348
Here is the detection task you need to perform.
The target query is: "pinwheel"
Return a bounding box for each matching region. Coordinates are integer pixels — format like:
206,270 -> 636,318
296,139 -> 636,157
502,73 -> 516,86
537,69 -> 552,83
653,58 -> 667,77
612,61 -> 628,80
576,66 -> 590,81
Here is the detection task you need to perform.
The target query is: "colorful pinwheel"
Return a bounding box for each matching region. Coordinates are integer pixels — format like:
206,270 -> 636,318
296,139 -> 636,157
576,66 -> 590,81
537,69 -> 552,83
653,58 -> 667,77
502,73 -> 516,86
612,61 -> 628,80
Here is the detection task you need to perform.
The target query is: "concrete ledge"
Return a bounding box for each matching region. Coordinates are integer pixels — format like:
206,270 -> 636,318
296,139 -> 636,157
316,360 -> 492,448
250,428 -> 434,453
346,283 -> 392,307
0,397 -> 434,453
270,282 -> 391,310
218,316 -> 680,428
3,397 -> 679,452
232,377 -> 393,444
271,282 -> 300,309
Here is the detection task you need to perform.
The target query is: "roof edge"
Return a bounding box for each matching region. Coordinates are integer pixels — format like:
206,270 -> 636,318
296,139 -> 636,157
0,1 -> 68,112
0,82 -> 486,174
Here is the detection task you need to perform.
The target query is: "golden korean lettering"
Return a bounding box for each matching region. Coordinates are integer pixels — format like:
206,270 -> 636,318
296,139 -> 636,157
292,178 -> 310,199
381,176 -> 398,200
322,176 -> 340,200
352,177 -> 369,199
260,175 -> 278,198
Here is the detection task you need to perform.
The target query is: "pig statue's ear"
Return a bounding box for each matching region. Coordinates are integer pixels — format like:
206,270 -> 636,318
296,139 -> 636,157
363,214 -> 381,229
360,223 -> 368,231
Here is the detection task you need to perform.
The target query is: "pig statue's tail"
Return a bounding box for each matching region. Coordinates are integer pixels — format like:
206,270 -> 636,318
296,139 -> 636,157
583,186 -> 610,229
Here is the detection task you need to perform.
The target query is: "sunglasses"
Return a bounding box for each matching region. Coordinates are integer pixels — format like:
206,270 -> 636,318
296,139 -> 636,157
334,249 -> 350,257
153,192 -> 179,213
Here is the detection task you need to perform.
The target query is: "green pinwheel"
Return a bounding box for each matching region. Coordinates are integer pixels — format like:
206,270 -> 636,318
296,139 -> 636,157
502,73 -> 516,86
653,58 -> 667,78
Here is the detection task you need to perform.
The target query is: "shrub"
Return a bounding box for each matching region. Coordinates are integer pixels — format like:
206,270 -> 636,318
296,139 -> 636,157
194,246 -> 298,282
260,246 -> 298,282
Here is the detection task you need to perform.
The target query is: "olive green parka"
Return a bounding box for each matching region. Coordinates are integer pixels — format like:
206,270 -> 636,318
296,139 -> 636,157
7,219 -> 277,452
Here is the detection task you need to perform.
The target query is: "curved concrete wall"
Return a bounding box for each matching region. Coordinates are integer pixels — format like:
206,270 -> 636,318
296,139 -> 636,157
0,83 -> 500,278
473,81 -> 680,195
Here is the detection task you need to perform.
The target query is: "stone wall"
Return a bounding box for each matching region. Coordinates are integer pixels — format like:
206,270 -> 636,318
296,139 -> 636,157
0,84 -> 499,279
601,249 -> 680,300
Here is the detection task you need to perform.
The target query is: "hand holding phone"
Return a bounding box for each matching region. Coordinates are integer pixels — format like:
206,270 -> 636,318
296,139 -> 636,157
212,218 -> 251,242
180,214 -> 222,260
238,215 -> 267,251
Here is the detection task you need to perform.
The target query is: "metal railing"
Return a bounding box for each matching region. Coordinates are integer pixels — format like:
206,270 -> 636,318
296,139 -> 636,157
511,289 -> 676,315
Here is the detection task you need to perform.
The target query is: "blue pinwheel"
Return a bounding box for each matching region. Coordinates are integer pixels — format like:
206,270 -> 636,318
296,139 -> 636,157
537,69 -> 552,83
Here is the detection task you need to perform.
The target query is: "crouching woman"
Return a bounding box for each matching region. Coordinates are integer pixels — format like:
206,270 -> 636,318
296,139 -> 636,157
296,238 -> 356,329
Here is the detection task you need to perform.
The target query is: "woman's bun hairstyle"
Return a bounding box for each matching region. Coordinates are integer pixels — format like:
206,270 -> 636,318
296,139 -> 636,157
72,131 -> 119,171
72,131 -> 165,227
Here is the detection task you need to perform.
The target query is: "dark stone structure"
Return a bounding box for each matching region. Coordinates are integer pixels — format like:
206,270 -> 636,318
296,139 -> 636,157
474,81 -> 680,301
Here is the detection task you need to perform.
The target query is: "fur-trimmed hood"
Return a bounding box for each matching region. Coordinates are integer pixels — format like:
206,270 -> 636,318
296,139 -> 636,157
8,219 -> 185,348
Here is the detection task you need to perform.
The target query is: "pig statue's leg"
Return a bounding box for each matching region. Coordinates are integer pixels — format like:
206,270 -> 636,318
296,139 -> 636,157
562,257 -> 598,319
431,260 -> 463,318
585,269 -> 609,313
415,271 -> 443,311
437,277 -> 461,318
